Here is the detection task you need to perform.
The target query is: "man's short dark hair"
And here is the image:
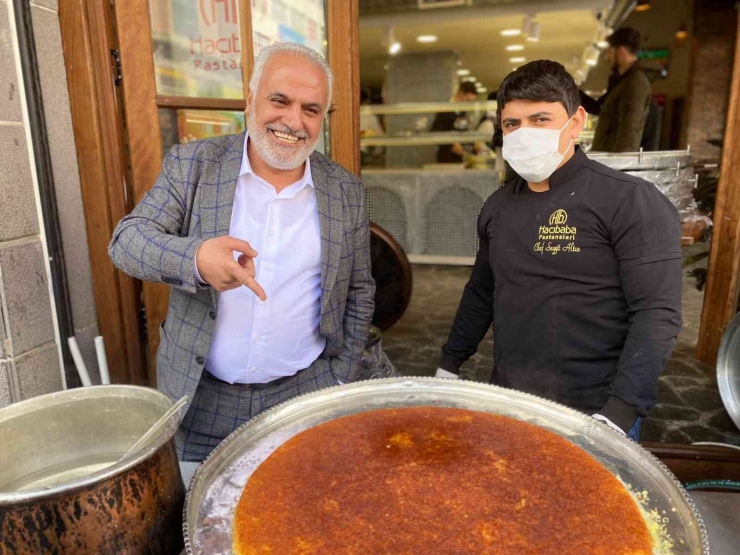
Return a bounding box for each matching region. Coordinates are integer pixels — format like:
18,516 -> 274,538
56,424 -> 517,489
458,81 -> 478,96
496,60 -> 580,119
608,27 -> 641,55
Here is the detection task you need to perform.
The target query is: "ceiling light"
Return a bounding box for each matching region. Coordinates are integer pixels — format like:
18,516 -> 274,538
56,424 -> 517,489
596,40 -> 609,49
509,57 -> 526,63
527,21 -> 541,42
462,76 -> 476,82
500,29 -> 521,37
389,42 -> 402,55
477,87 -> 488,93
457,68 -> 471,76
586,58 -> 598,66
635,0 -> 651,11
416,35 -> 437,43
506,44 -> 524,51
675,24 -> 688,41
475,82 -> 482,87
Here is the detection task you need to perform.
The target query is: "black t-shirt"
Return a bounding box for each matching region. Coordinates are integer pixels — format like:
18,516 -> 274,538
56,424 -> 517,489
431,111 -> 470,163
440,147 -> 682,430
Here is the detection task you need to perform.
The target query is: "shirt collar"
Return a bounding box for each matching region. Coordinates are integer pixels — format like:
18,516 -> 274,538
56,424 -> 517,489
513,145 -> 587,193
241,132 -> 314,188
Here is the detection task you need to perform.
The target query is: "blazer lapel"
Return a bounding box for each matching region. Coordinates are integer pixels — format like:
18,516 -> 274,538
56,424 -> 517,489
200,132 -> 244,307
311,153 -> 343,322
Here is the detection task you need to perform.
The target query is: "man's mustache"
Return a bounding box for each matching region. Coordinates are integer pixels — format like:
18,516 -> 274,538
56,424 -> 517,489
265,123 -> 308,140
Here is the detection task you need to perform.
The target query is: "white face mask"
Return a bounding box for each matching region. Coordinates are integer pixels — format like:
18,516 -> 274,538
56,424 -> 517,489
502,118 -> 574,183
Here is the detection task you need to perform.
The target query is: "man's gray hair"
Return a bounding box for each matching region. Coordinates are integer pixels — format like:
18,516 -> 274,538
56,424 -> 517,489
249,43 -> 334,112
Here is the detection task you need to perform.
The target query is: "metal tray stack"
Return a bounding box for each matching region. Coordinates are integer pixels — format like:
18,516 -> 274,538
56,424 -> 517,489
184,378 -> 709,554
588,149 -> 697,220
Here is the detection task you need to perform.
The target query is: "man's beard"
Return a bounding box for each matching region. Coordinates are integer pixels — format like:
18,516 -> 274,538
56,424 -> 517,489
247,110 -> 317,171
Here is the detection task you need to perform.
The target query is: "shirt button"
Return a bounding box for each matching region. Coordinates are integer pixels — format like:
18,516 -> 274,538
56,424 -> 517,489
251,366 -> 258,372
269,230 -> 276,237
196,356 -> 205,365
264,263 -> 271,270
209,310 -> 216,320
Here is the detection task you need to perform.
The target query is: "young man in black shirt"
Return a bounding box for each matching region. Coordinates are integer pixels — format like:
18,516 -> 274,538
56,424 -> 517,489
436,61 -> 682,440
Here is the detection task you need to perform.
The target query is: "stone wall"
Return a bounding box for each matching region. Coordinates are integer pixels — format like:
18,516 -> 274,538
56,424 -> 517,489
0,0 -> 99,408
684,0 -> 738,161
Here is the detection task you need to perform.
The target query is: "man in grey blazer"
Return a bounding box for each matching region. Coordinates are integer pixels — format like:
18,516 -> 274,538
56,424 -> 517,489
109,43 -> 374,462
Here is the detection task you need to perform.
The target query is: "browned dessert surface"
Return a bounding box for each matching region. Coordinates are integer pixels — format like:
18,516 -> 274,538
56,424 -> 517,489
233,407 -> 652,554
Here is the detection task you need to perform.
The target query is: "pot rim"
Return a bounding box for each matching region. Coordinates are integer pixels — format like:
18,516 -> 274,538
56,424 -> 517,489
0,385 -> 177,505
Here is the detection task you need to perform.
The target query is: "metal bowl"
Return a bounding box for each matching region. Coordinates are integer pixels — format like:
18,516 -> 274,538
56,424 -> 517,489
0,385 -> 185,553
184,378 -> 709,554
717,311 -> 740,430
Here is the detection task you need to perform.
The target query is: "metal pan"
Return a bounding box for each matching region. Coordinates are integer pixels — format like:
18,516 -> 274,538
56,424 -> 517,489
717,311 -> 740,430
184,378 -> 709,554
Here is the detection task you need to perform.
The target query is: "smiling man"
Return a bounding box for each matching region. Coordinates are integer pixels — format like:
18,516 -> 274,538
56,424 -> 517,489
436,61 -> 682,440
109,43 -> 374,462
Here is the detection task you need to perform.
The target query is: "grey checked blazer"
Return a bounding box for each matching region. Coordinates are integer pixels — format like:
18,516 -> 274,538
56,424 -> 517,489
109,132 -> 375,407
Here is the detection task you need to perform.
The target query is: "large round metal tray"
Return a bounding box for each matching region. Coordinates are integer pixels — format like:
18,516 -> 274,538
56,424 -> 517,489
184,378 -> 709,554
717,311 -> 740,430
587,149 -> 691,171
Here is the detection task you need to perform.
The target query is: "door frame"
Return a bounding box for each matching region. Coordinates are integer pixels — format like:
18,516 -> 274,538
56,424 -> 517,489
58,0 -> 148,385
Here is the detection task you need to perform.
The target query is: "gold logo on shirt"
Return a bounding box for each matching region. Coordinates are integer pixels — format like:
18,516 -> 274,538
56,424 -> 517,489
534,209 -> 581,255
549,209 -> 568,225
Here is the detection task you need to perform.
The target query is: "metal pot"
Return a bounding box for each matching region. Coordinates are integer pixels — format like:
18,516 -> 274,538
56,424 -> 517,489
717,311 -> 740,430
0,386 -> 184,554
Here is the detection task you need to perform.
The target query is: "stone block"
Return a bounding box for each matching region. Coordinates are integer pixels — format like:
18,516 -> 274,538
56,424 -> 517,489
0,360 -> 11,407
15,341 -> 63,400
0,1 -> 22,123
0,239 -> 56,355
0,126 -> 40,242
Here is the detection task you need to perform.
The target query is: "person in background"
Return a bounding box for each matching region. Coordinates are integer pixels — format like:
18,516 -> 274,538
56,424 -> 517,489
474,91 -> 497,156
581,27 -> 656,152
109,43 -> 374,462
436,60 -> 682,441
431,81 -> 479,164
360,89 -> 385,166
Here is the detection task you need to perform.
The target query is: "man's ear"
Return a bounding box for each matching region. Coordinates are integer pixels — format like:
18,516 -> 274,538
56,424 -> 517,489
571,106 -> 587,138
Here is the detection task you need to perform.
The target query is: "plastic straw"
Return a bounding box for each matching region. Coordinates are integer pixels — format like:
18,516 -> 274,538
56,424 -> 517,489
67,336 -> 92,387
94,336 -> 110,385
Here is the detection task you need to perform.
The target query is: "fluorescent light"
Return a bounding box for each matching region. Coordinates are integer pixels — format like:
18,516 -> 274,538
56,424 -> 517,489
500,29 -> 521,37
506,44 -> 524,51
526,36 -> 540,43
462,76 -> 476,82
509,57 -> 526,63
389,42 -> 402,55
586,58 -> 598,66
477,87 -> 488,93
416,35 -> 437,43
457,68 -> 471,76
475,82 -> 482,87
596,40 -> 609,49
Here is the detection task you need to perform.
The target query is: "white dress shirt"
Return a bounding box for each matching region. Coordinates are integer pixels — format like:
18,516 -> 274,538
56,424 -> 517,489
202,134 -> 325,384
